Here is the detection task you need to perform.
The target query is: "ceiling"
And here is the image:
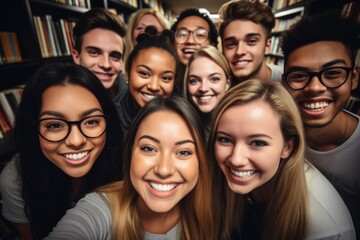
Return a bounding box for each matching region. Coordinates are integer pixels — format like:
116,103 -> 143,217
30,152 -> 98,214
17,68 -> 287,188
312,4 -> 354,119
162,0 -> 230,16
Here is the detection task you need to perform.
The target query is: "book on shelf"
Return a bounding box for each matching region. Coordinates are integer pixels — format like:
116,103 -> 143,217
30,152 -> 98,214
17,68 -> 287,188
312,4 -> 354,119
0,93 -> 15,128
59,19 -> 71,55
40,15 -> 57,57
0,32 -> 22,63
34,16 -> 49,58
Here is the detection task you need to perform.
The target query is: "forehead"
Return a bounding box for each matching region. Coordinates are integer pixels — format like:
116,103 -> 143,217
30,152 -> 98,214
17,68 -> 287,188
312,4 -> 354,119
133,48 -> 176,68
285,41 -> 351,70
223,19 -> 267,39
177,16 -> 210,31
137,14 -> 162,27
81,28 -> 124,50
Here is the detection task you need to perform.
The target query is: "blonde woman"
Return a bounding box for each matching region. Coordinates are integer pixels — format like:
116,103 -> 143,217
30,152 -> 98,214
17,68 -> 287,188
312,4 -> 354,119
183,45 -> 231,131
46,96 -> 214,240
208,80 -> 355,240
124,8 -> 170,63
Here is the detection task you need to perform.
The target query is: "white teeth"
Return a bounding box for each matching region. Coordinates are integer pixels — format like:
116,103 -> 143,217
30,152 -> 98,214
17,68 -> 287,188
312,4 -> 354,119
64,151 -> 89,161
143,93 -> 157,100
303,102 -> 329,111
235,60 -> 249,65
198,95 -> 212,100
230,169 -> 256,178
150,182 -> 177,192
183,49 -> 195,54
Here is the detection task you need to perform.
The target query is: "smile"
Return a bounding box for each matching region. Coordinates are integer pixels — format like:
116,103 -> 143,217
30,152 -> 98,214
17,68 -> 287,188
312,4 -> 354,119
230,169 -> 256,178
63,151 -> 89,161
142,93 -> 158,100
302,101 -> 329,111
150,182 -> 177,192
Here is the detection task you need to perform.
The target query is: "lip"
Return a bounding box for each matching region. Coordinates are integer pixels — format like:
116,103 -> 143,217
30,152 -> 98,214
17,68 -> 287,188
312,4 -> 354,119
298,98 -> 332,117
226,166 -> 257,185
195,95 -> 214,104
94,72 -> 114,82
231,59 -> 251,69
61,150 -> 91,166
146,180 -> 180,198
140,92 -> 159,104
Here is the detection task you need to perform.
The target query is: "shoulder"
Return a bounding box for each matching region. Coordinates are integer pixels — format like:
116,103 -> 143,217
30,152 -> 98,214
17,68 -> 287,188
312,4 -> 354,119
267,64 -> 283,82
305,165 -> 356,239
0,155 -> 28,223
45,192 -> 111,240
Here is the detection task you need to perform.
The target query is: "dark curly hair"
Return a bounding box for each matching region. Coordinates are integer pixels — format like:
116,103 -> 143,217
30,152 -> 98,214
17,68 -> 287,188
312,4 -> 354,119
125,25 -> 178,76
281,10 -> 360,66
171,8 -> 219,46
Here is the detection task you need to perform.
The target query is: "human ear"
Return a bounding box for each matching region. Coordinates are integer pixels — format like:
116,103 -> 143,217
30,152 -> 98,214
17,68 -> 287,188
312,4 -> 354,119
351,65 -> 359,91
281,138 -> 294,159
71,49 -> 80,65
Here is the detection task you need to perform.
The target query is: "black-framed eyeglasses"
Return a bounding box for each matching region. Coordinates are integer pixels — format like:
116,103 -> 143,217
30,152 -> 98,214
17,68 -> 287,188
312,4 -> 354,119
175,28 -> 209,44
283,66 -> 353,90
36,115 -> 107,142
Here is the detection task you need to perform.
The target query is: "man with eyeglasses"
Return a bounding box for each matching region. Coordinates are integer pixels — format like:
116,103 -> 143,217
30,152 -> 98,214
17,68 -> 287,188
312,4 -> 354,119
218,0 -> 283,85
171,8 -> 218,94
282,11 -> 360,238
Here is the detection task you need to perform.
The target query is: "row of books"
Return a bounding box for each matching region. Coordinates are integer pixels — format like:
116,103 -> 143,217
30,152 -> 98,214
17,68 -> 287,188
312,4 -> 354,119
0,32 -> 22,64
272,14 -> 302,33
0,87 -> 23,139
269,35 -> 282,56
272,0 -> 304,11
33,15 -> 76,58
51,0 -> 91,9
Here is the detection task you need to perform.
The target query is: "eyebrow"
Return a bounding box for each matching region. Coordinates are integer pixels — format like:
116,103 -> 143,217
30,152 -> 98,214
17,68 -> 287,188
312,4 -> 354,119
216,131 -> 273,140
138,135 -> 195,145
86,46 -> 123,56
39,108 -> 103,118
137,65 -> 175,75
286,59 -> 348,72
223,33 -> 261,42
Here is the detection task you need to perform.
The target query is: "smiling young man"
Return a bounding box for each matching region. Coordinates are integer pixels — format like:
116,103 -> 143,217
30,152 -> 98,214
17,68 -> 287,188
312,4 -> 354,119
281,11 -> 360,237
218,0 -> 282,85
72,8 -> 127,104
171,8 -> 219,94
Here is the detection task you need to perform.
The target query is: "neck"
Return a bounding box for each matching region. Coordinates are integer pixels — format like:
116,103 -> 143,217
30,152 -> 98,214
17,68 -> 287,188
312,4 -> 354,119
305,110 -> 357,151
250,177 -> 275,204
71,177 -> 85,198
136,197 -> 180,234
107,83 -> 118,99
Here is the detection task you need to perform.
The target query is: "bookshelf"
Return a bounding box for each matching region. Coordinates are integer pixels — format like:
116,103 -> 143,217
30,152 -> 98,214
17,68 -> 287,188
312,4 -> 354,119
0,0 -> 174,161
266,0 -> 359,69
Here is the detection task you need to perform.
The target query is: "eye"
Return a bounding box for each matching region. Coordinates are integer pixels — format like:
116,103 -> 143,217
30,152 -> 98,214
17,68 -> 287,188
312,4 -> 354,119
188,78 -> 200,85
87,48 -> 100,56
110,52 -> 123,61
162,74 -> 174,82
140,145 -> 156,153
177,149 -> 193,157
83,116 -> 103,127
323,68 -> 346,79
250,140 -> 268,148
288,71 -> 308,82
247,38 -> 259,45
216,135 -> 233,145
209,76 -> 221,83
40,119 -> 66,131
138,70 -> 150,78
224,41 -> 236,49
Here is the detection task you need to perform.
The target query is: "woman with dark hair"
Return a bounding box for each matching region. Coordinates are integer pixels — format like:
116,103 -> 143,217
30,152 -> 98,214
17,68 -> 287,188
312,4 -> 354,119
117,26 -> 178,136
0,62 -> 123,239
45,96 -> 213,240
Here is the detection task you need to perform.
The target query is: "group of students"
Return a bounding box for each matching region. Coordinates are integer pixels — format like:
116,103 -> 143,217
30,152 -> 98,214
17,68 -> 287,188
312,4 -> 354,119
0,0 -> 359,239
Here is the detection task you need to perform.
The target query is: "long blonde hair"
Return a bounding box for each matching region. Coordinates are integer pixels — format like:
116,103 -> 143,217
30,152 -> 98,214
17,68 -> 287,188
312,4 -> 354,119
98,97 -> 214,240
208,80 -> 308,240
183,45 -> 231,101
124,8 -> 170,63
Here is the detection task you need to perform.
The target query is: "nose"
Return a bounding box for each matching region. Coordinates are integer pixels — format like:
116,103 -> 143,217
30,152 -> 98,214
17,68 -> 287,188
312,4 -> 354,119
199,80 -> 209,92
154,153 -> 174,178
228,143 -> 249,167
99,55 -> 111,69
147,77 -> 161,92
186,32 -> 196,44
235,42 -> 246,56
64,125 -> 86,147
304,75 -> 327,92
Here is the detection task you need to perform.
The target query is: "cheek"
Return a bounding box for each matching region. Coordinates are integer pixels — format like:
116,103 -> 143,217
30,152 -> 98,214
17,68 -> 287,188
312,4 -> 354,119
188,85 -> 198,95
214,143 -> 230,165
162,83 -> 174,97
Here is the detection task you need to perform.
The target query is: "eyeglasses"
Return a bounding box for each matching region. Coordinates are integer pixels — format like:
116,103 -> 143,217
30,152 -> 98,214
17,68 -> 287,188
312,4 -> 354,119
175,28 -> 209,44
283,66 -> 353,90
36,115 -> 107,142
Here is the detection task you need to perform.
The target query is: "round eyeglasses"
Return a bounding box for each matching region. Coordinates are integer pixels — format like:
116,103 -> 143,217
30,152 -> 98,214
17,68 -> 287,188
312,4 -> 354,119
283,66 -> 353,90
175,28 -> 209,44
36,115 -> 107,142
